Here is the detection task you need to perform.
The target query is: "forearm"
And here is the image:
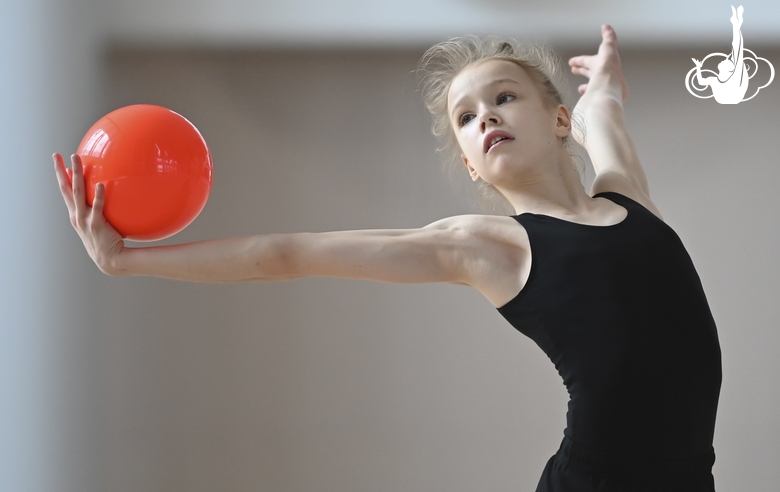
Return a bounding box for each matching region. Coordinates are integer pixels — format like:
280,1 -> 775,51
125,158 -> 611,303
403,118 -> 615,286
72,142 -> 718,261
104,219 -> 472,285
575,94 -> 633,160
573,92 -> 648,191
571,65 -> 625,148
110,234 -> 290,282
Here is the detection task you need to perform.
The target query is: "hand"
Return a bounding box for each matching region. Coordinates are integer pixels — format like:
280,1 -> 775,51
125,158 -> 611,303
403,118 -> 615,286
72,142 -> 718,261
568,24 -> 629,100
53,153 -> 126,274
692,58 -> 703,67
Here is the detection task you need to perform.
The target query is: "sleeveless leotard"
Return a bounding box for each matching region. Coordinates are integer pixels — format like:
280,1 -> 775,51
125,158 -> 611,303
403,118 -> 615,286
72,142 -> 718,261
497,192 -> 721,491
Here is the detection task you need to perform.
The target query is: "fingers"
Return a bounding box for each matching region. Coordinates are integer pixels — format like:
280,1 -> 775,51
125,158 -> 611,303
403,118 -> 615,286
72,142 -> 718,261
53,153 -> 96,231
70,154 -> 96,209
68,154 -> 108,231
570,63 -> 592,78
70,154 -> 84,201
69,155 -> 110,222
569,24 -> 628,101
568,24 -> 617,77
53,153 -> 76,210
597,25 -> 619,61
568,55 -> 594,80
69,154 -> 89,229
601,24 -> 617,45
92,182 -> 105,217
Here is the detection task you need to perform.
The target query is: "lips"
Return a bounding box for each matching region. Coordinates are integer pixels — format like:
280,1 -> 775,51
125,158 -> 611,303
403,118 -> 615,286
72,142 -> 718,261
483,130 -> 514,153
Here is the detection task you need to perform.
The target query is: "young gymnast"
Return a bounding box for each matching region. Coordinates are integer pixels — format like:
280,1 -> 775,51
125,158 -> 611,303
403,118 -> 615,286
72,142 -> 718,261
54,24 -> 721,491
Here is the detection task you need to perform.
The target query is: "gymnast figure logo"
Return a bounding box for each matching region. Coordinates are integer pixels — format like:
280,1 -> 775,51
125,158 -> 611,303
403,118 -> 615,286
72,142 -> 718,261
685,5 -> 774,104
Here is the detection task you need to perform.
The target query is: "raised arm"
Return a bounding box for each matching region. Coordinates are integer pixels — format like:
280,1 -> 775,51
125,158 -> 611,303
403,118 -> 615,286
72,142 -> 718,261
568,25 -> 661,218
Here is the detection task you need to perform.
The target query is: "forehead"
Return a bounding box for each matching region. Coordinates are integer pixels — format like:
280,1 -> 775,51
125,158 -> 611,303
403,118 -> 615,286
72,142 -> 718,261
447,58 -> 534,109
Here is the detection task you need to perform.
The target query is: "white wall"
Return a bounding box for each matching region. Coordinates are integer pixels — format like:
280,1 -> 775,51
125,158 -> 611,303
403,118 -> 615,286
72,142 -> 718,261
1,1 -> 108,491
104,0 -> 780,47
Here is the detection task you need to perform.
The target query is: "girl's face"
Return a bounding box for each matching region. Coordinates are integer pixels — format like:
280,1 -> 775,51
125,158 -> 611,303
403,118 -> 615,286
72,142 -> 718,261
447,59 -> 569,189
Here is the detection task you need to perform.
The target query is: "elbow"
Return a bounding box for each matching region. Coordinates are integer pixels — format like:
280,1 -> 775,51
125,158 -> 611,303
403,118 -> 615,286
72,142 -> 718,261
247,234 -> 297,281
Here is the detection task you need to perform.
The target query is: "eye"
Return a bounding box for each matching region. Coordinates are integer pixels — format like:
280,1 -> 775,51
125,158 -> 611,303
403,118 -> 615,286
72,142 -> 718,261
497,93 -> 516,104
458,113 -> 475,127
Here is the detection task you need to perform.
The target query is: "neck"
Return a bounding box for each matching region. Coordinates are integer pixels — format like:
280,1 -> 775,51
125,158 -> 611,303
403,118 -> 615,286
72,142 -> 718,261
497,151 -> 592,216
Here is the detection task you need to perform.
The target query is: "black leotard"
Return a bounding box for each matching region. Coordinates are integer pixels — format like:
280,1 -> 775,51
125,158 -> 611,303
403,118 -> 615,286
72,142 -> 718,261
497,192 -> 721,488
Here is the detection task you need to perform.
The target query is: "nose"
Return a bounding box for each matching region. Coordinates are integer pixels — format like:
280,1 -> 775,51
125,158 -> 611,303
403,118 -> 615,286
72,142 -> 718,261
479,112 -> 500,133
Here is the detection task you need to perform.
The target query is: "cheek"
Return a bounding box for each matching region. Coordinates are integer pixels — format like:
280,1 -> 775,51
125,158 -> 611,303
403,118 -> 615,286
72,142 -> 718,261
452,126 -> 474,154
460,134 -> 486,165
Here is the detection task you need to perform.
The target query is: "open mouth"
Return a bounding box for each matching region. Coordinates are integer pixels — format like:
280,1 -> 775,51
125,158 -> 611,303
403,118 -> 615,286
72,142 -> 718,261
488,136 -> 509,149
484,131 -> 514,153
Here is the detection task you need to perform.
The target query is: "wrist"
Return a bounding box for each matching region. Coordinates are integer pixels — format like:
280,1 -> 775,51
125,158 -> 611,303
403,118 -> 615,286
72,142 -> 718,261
576,68 -> 627,104
574,93 -> 625,137
576,87 -> 623,111
102,244 -> 131,276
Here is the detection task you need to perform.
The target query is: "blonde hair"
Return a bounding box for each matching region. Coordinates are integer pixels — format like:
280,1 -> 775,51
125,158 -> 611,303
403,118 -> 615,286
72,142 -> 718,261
418,36 -> 582,213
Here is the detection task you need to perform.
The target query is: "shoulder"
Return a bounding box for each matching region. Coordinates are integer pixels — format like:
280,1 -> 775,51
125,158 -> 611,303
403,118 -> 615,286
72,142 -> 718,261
425,214 -> 529,247
426,214 -> 531,307
591,173 -> 664,220
425,213 -> 522,232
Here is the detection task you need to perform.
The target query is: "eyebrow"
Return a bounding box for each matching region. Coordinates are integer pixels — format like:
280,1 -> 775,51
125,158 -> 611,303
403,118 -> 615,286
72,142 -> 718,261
487,78 -> 521,87
449,77 -> 522,118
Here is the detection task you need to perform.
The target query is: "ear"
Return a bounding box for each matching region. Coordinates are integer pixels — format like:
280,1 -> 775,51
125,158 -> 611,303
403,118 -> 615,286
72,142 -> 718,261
461,154 -> 481,182
554,104 -> 572,139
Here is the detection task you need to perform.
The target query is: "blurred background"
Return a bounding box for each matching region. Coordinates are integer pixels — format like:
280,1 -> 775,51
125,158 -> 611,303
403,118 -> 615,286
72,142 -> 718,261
2,1 -> 779,491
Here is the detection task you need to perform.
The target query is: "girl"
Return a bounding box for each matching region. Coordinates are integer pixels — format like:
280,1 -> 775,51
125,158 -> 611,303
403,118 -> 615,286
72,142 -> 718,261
54,25 -> 721,492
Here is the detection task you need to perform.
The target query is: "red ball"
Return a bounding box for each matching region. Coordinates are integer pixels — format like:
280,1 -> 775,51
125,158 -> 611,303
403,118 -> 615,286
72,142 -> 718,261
77,105 -> 213,241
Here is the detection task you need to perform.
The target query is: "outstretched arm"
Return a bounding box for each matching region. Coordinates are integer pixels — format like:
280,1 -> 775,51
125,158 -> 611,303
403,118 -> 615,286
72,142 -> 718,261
114,224 -> 476,284
568,25 -> 661,217
54,153 -> 523,304
54,153 -> 468,283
